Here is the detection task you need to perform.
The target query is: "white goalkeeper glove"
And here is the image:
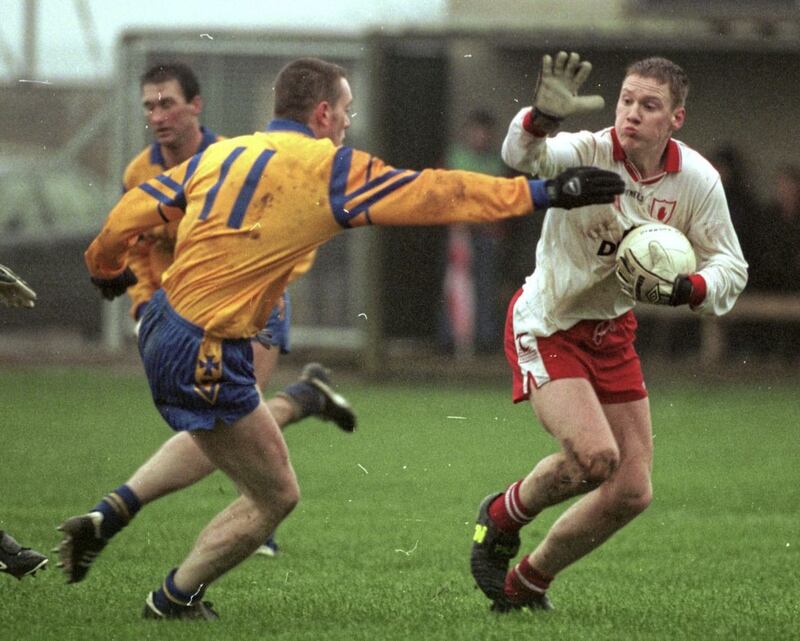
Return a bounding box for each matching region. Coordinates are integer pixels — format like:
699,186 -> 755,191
0,264 -> 37,309
616,249 -> 693,306
529,51 -> 605,135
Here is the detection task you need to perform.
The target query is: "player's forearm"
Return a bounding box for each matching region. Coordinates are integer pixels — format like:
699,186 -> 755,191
85,196 -> 178,279
364,170 -> 536,227
501,109 -> 548,174
85,231 -> 134,279
502,108 -> 579,180
687,188 -> 749,315
692,255 -> 748,316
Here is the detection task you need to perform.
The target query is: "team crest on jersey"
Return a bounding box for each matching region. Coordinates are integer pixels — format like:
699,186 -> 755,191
650,198 -> 676,223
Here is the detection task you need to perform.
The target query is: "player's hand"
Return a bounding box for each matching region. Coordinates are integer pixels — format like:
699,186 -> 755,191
531,51 -> 605,135
90,267 -> 138,301
0,264 -> 37,308
544,166 -> 624,210
616,251 -> 694,306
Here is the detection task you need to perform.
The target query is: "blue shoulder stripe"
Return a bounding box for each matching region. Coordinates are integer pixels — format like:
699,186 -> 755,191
329,147 -> 353,227
156,173 -> 182,193
138,182 -> 186,210
329,148 -> 421,227
227,149 -> 275,229
344,168 -> 405,201
199,146 -> 246,221
345,173 -> 420,223
182,152 -> 204,185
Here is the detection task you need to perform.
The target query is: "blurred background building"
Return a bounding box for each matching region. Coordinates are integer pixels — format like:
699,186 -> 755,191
2,0 -> 799,375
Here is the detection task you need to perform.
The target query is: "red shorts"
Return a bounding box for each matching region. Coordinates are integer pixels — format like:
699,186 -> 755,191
504,288 -> 647,405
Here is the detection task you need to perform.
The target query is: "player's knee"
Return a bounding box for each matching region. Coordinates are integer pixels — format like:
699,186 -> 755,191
609,481 -> 652,521
281,482 -> 300,517
250,473 -> 300,520
270,478 -> 300,520
575,447 -> 620,489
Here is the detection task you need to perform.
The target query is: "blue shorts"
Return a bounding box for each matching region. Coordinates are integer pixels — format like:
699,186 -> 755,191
137,289 -> 261,432
254,291 -> 291,354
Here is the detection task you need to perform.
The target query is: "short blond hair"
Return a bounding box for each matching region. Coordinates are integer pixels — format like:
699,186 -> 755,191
625,57 -> 689,108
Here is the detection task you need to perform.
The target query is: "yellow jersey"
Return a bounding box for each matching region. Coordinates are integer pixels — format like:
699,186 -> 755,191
87,119 -> 537,339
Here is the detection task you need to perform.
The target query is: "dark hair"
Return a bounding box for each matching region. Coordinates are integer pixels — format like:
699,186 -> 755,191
140,63 -> 200,102
625,57 -> 689,108
273,58 -> 347,122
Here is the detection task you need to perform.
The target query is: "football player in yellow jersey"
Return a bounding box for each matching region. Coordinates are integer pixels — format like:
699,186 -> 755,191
60,57 -> 623,620
88,63 -> 354,562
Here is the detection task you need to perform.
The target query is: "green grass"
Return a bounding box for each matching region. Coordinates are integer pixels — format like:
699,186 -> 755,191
1,366 -> 798,640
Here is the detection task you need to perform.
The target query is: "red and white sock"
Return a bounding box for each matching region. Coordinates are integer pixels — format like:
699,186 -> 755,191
504,556 -> 553,602
488,480 -> 536,532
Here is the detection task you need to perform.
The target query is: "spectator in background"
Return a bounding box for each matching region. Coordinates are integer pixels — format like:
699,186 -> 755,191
709,145 -> 762,264
749,164 -> 800,292
745,164 -> 800,361
439,109 -> 508,357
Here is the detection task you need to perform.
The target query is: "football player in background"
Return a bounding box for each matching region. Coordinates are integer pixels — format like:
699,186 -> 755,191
111,62 -> 356,558
0,265 -> 48,580
62,57 -> 623,620
470,52 -> 747,612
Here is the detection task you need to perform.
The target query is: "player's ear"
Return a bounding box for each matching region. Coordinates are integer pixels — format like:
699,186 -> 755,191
670,106 -> 685,131
189,95 -> 203,116
311,100 -> 331,129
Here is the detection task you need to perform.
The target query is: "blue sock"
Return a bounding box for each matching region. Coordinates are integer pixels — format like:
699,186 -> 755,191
152,568 -> 204,613
91,484 -> 141,540
281,381 -> 324,419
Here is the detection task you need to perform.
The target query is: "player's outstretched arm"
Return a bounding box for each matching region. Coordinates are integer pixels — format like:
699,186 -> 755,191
337,149 -> 623,228
0,264 -> 37,308
527,51 -> 605,136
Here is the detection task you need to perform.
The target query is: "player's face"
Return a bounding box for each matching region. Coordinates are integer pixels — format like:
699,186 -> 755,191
326,78 -> 353,146
141,79 -> 201,148
614,74 -> 684,157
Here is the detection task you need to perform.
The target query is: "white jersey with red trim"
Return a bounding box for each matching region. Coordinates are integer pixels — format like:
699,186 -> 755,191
501,107 -> 748,338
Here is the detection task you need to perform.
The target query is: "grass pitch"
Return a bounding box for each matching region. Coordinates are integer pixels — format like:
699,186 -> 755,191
1,365 -> 797,640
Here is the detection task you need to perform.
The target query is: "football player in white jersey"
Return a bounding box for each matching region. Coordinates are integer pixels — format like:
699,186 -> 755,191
470,52 -> 747,612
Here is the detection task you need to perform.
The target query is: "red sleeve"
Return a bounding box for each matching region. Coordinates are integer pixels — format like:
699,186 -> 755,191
521,109 -> 549,138
688,273 -> 707,307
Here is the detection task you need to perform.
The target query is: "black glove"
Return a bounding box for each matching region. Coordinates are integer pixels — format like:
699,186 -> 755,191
545,166 -> 625,210
90,267 -> 138,301
669,275 -> 694,306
